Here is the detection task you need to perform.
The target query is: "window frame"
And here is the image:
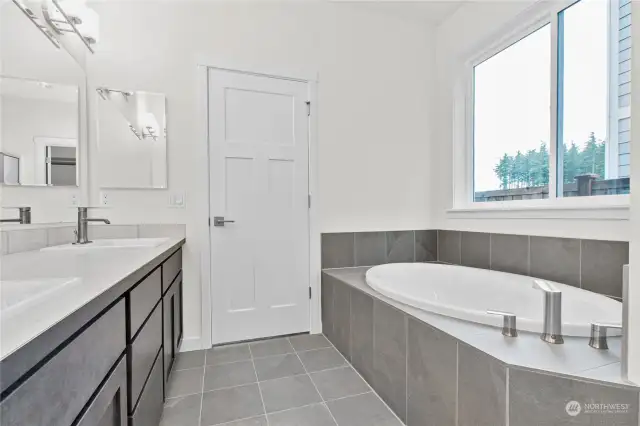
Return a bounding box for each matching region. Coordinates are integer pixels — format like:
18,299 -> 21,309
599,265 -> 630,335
451,0 -> 630,217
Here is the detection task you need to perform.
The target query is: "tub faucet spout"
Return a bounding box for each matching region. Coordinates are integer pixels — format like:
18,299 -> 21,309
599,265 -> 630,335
533,279 -> 564,344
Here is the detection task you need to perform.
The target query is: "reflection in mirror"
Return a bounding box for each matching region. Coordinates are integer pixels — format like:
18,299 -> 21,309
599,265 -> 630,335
1,152 -> 20,184
97,88 -> 167,189
0,77 -> 79,186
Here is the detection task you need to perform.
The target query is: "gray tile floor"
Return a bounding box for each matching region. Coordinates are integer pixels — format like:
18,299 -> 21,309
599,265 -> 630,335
160,334 -> 403,426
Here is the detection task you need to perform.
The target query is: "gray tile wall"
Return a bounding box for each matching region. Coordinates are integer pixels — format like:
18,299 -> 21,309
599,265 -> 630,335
322,273 -> 640,426
322,230 -> 628,299
321,230 -> 437,269
438,230 -> 629,299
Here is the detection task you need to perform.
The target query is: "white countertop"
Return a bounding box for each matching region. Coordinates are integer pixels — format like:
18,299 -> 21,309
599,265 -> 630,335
0,237 -> 184,362
324,266 -> 638,389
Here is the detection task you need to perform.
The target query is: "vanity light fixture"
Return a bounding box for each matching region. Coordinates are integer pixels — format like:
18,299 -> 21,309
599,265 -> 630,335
12,0 -> 61,49
42,0 -> 99,53
96,87 -> 133,101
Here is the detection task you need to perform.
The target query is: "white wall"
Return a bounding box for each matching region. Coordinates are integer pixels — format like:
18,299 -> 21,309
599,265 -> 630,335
431,1 -> 630,241
82,1 -> 435,346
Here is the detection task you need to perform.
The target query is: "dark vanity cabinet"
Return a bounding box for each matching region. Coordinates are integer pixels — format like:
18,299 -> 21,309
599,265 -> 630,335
127,247 -> 183,426
76,357 -> 128,426
0,246 -> 184,426
162,250 -> 183,391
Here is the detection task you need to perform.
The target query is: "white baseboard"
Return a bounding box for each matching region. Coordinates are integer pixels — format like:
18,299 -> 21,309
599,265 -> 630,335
179,336 -> 204,352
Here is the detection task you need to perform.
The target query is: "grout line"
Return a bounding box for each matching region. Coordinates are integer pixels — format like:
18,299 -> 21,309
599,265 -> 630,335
325,390 -> 373,403
207,414 -> 266,426
455,342 -> 459,426
198,349 -> 206,426
412,230 -> 416,263
404,315 -> 409,420
385,231 -> 389,263
204,357 -> 253,368
489,233 -> 493,270
405,315 -> 409,422
288,337 -> 340,426
579,239 -> 583,288
352,232 -> 357,267
527,235 -> 531,276
258,372 -> 311,384
251,351 -> 297,360
248,344 -> 270,426
292,345 -> 334,354
203,380 -> 261,393
505,367 -> 510,426
166,389 -> 204,400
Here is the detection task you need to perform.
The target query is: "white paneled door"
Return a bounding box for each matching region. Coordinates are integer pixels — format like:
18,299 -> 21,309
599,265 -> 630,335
208,68 -> 310,344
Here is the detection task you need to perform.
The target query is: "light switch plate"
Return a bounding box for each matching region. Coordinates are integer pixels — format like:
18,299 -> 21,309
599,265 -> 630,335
169,193 -> 186,208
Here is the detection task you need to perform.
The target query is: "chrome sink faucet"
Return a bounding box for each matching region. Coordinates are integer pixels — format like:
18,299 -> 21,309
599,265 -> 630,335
75,207 -> 110,245
533,279 -> 564,344
0,207 -> 31,224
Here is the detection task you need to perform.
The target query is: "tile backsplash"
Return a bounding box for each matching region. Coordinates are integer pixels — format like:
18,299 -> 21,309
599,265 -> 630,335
1,224 -> 186,255
321,230 -> 437,269
322,229 -> 628,299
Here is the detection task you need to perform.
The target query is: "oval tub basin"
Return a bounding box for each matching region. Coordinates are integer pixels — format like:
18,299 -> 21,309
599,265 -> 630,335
365,263 -> 621,337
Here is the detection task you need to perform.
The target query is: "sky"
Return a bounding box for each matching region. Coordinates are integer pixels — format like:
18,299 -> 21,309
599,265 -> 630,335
473,0 -> 608,192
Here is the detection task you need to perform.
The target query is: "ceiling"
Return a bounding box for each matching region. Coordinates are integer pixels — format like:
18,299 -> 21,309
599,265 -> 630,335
331,1 -> 466,26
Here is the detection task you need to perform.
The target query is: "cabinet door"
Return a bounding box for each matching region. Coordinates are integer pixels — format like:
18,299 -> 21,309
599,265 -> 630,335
173,278 -> 183,352
76,356 -> 127,426
162,284 -> 176,393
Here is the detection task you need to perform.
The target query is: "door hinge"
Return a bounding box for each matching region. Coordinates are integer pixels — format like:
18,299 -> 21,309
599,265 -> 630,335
309,287 -> 312,299
208,217 -> 211,226
306,101 -> 311,116
308,194 -> 311,209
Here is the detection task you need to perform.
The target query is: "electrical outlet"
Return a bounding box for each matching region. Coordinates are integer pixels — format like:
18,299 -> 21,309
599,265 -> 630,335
70,194 -> 79,206
100,192 -> 110,206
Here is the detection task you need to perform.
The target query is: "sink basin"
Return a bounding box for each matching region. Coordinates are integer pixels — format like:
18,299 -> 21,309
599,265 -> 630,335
41,238 -> 170,252
1,278 -> 80,315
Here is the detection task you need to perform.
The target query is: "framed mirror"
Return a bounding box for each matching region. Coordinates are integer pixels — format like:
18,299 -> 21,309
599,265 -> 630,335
0,77 -> 79,186
97,88 -> 167,189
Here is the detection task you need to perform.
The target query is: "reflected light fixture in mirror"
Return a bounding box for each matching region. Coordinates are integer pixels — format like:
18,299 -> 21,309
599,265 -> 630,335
11,0 -> 61,49
97,88 -> 168,189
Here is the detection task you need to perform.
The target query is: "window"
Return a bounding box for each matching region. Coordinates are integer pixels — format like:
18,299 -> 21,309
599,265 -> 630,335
471,0 -> 631,204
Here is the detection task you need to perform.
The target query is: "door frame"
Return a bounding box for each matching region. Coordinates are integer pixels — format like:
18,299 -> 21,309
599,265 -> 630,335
196,59 -> 320,349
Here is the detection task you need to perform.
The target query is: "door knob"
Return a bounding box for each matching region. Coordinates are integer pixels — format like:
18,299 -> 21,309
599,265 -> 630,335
213,216 -> 235,227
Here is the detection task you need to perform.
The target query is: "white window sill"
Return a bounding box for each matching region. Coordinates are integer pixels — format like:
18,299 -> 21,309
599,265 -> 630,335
448,196 -> 629,220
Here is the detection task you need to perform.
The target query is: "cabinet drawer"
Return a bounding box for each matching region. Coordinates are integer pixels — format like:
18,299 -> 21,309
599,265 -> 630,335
76,355 -> 127,426
129,268 -> 162,338
0,300 -> 126,426
129,302 -> 162,412
129,350 -> 164,426
162,249 -> 182,294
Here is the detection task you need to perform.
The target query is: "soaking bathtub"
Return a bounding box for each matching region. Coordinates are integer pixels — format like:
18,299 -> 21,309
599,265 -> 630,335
365,263 -> 622,337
